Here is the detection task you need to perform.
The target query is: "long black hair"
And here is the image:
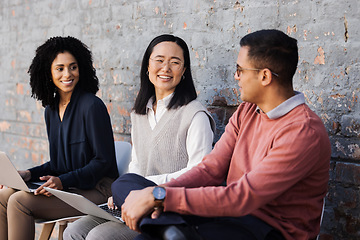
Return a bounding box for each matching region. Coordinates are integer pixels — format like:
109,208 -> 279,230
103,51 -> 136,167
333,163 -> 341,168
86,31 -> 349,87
28,36 -> 99,108
133,34 -> 197,114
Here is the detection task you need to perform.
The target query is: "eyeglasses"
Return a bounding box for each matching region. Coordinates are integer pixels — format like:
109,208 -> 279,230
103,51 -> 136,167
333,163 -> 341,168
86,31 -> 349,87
235,65 -> 279,77
149,58 -> 184,71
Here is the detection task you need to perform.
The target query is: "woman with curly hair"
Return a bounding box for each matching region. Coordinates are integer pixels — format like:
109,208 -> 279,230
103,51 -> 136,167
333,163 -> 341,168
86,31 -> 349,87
0,36 -> 119,240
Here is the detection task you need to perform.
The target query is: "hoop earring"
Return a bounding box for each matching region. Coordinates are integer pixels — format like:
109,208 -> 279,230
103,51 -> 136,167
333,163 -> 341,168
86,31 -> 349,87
146,71 -> 149,76
182,75 -> 185,80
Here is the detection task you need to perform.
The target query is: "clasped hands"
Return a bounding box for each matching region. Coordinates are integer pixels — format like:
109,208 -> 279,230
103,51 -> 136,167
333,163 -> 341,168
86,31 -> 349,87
120,186 -> 163,232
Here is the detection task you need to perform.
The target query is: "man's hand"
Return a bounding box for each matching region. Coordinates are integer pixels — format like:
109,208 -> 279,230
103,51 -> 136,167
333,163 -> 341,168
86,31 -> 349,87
34,176 -> 63,197
121,187 -> 161,232
151,206 -> 163,219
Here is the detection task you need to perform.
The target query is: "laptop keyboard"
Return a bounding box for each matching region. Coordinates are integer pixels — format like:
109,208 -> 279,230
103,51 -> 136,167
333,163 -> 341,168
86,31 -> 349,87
98,204 -> 122,218
26,182 -> 45,191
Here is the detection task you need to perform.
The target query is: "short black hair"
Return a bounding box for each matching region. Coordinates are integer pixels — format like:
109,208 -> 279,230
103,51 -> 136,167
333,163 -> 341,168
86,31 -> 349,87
133,34 -> 197,114
240,29 -> 298,88
28,36 -> 99,108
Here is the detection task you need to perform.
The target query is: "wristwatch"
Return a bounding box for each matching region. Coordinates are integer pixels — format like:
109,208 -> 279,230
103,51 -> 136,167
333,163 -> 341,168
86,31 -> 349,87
153,186 -> 166,207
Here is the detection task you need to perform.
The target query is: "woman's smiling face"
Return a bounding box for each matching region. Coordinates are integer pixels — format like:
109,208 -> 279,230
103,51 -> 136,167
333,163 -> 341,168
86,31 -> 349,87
148,41 -> 186,99
51,51 -> 80,98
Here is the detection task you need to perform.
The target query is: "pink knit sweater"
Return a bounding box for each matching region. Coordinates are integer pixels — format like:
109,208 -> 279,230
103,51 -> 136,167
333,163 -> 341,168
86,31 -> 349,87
164,102 -> 331,240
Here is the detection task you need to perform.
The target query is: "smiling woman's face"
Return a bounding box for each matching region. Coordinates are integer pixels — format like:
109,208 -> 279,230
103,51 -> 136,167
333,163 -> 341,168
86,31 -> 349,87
148,41 -> 186,100
51,51 -> 79,99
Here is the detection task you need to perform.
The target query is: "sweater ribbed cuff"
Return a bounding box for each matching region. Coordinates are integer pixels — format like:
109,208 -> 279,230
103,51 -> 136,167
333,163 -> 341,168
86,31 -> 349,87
164,187 -> 184,213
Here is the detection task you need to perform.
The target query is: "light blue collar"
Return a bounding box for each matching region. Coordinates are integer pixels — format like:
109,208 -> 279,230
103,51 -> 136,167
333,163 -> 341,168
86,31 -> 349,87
257,91 -> 305,119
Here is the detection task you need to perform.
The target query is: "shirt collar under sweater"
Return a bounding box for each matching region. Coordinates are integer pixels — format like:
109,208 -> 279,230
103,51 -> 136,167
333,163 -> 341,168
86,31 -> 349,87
256,91 -> 305,120
146,93 -> 174,126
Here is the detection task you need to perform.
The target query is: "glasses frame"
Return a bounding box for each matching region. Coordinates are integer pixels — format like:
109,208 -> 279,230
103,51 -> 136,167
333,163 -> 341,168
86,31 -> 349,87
235,65 -> 279,77
149,57 -> 184,71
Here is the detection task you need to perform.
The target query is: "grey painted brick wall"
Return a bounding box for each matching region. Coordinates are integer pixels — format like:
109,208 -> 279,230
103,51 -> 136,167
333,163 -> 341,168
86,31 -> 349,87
0,0 -> 359,239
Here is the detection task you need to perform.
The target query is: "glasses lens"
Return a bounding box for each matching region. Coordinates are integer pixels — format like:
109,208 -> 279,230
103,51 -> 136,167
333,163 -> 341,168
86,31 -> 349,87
150,58 -> 183,71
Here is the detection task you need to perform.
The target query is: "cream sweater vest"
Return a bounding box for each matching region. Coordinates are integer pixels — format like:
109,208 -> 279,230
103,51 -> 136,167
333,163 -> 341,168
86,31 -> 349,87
131,100 -> 215,177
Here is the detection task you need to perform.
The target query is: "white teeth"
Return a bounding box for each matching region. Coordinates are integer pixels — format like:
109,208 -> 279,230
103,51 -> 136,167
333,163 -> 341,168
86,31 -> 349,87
62,80 -> 73,84
158,75 -> 171,79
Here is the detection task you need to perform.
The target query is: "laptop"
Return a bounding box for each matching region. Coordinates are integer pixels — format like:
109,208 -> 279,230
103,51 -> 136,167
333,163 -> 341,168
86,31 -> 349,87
0,151 -> 44,192
44,187 -> 124,223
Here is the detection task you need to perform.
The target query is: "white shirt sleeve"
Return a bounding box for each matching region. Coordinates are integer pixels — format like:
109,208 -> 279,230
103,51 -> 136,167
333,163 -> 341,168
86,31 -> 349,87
127,145 -> 141,175
127,126 -> 141,175
145,111 -> 214,185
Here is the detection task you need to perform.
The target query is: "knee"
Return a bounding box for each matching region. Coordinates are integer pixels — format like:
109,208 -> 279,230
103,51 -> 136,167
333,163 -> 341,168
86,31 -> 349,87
111,173 -> 156,206
63,225 -> 85,240
86,222 -> 136,240
63,216 -> 104,240
112,173 -> 142,185
0,188 -> 16,209
86,228 -> 101,240
8,191 -> 30,204
7,191 -> 33,214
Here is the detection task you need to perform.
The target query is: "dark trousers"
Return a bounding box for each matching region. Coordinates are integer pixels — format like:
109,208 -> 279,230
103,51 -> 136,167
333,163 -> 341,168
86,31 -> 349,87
137,214 -> 285,240
112,173 -> 285,240
111,173 -> 157,207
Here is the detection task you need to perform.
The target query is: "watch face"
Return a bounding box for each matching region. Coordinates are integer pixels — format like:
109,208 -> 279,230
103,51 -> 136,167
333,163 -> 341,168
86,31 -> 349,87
153,187 -> 166,200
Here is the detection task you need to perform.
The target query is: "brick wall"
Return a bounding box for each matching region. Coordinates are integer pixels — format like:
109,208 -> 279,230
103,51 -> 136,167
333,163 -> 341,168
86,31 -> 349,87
0,1 -> 359,239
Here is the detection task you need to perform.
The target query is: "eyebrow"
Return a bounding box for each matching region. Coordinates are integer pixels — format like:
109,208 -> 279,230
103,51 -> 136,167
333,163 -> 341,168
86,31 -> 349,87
153,55 -> 182,61
53,62 -> 78,67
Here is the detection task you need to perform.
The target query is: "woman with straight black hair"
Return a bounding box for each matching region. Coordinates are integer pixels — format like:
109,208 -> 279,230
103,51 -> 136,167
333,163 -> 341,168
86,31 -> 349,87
0,36 -> 118,240
133,34 -> 197,114
63,34 -> 215,240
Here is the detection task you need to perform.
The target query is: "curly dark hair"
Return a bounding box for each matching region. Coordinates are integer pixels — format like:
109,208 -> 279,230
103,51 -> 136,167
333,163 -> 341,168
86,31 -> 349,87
133,34 -> 197,115
28,36 -> 99,108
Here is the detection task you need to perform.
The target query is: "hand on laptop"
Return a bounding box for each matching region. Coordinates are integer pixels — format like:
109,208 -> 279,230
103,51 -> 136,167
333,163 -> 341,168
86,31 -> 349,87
18,170 -> 31,181
34,176 -> 63,197
107,196 -> 118,210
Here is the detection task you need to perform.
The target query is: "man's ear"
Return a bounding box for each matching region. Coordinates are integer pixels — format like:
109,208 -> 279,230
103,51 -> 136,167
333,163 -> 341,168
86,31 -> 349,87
259,68 -> 273,86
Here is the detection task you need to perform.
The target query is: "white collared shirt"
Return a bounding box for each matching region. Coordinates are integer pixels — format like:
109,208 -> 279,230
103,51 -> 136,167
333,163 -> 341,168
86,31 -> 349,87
147,93 -> 173,129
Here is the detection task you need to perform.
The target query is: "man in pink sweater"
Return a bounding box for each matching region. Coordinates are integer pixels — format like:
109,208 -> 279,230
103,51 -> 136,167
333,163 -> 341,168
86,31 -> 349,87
120,29 -> 331,240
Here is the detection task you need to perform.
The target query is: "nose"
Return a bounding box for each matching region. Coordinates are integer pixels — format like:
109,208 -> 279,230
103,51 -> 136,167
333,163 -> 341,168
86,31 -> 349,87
234,71 -> 240,81
162,61 -> 171,72
64,67 -> 72,77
